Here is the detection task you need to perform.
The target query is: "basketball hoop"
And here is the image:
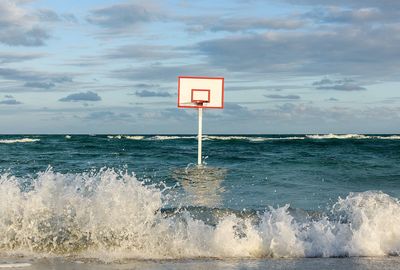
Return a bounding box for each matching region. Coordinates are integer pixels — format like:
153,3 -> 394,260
177,76 -> 224,166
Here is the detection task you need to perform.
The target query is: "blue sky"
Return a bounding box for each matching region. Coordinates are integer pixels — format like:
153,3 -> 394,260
0,0 -> 399,134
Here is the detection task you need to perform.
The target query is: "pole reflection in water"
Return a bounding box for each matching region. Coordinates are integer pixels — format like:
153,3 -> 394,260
172,165 -> 227,207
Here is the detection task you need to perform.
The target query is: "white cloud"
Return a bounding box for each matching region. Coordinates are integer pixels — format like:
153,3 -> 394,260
0,0 -> 51,46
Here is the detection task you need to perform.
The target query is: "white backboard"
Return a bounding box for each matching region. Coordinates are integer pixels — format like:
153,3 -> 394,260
178,76 -> 224,109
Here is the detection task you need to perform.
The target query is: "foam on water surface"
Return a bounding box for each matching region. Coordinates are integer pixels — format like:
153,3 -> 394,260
0,169 -> 399,261
306,134 -> 400,140
151,136 -> 196,140
74,134 -> 400,143
125,136 -> 145,140
103,134 -> 400,142
0,139 -> 40,144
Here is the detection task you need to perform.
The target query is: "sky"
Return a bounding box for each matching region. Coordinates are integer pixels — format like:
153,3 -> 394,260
0,0 -> 400,134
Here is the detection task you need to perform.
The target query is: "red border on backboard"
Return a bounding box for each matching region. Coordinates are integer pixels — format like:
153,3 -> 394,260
178,76 -> 224,109
191,89 -> 210,104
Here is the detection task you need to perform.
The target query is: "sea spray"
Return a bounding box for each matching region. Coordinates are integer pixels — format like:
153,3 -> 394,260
0,169 -> 400,260
330,191 -> 400,256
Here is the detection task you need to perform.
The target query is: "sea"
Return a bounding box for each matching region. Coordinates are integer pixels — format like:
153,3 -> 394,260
0,134 -> 400,269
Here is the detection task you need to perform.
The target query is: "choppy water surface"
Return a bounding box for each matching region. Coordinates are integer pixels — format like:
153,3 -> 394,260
0,134 -> 400,269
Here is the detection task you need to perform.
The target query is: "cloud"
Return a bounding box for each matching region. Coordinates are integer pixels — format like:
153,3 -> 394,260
0,52 -> 44,63
313,78 -> 366,91
265,94 -> 301,100
84,111 -> 132,121
306,7 -> 382,24
24,81 -> 56,89
284,0 -> 400,11
312,78 -> 335,86
0,68 -> 73,83
105,45 -> 185,61
135,90 -> 171,97
195,25 -> 400,79
1,27 -> 49,47
326,97 -> 339,101
0,68 -> 73,92
160,108 -> 193,121
35,9 -> 61,22
34,9 -> 77,24
86,2 -> 162,34
221,102 -> 254,119
113,64 -> 221,82
316,84 -> 366,91
312,78 -> 355,85
134,83 -> 160,88
51,76 -> 73,83
0,68 -> 42,82
0,1 -> 51,46
288,1 -> 400,25
0,99 -> 22,105
61,13 -> 78,23
4,95 -> 13,98
185,17 -> 304,33
59,91 -> 102,102
87,2 -> 303,37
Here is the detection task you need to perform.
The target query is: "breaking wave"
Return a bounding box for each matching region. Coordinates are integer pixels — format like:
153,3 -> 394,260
125,136 -> 145,140
104,134 -> 400,142
107,135 -> 145,140
106,135 -> 305,142
203,136 -> 304,142
0,138 -> 40,144
150,135 -> 196,140
306,134 -> 400,140
0,169 -> 399,260
306,134 -> 369,140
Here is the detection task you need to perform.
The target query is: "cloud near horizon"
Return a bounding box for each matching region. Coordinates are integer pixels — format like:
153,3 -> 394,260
265,94 -> 301,100
135,90 -> 172,98
0,98 -> 22,105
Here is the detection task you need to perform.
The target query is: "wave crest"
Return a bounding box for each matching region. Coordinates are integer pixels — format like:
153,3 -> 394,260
0,170 -> 399,260
0,138 -> 40,144
306,134 -> 400,140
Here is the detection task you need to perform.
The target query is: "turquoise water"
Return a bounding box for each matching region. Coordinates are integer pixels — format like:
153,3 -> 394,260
0,134 -> 400,263
1,134 -> 400,210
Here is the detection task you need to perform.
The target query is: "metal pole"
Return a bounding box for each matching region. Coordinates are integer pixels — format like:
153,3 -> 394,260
198,107 -> 203,166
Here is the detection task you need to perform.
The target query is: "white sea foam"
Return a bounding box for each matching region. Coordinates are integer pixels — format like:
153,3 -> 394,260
125,136 -> 145,140
306,134 -> 400,140
0,138 -> 40,144
0,170 -> 399,260
103,134 -> 400,142
375,135 -> 400,140
65,135 -> 71,139
204,136 -> 253,141
150,136 -> 196,140
203,136 -> 304,142
306,134 -> 371,140
107,135 -> 145,140
107,135 -> 122,139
